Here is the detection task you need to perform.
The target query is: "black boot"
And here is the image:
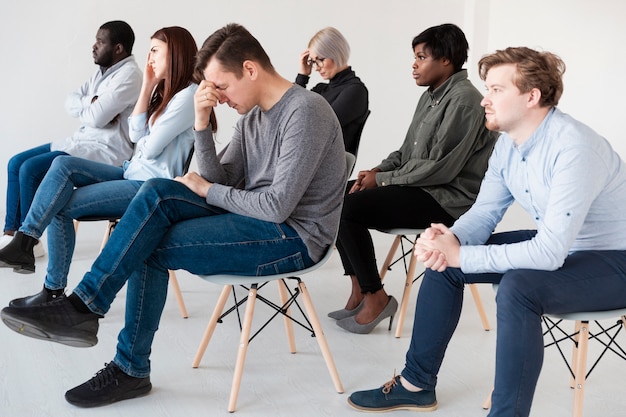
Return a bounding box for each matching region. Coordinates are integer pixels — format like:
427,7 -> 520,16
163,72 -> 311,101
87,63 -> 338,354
0,231 -> 36,274
9,286 -> 66,308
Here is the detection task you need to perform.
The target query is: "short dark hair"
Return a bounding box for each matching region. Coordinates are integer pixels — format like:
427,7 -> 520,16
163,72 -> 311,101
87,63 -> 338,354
100,20 -> 135,55
195,23 -> 274,79
412,23 -> 468,72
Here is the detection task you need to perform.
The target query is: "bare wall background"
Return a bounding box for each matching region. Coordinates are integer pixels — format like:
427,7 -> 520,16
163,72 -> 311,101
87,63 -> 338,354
1,0 -> 623,232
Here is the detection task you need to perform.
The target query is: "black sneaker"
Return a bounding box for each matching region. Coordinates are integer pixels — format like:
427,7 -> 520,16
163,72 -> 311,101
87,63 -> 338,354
9,286 -> 66,308
0,231 -> 36,273
1,296 -> 100,347
65,362 -> 152,407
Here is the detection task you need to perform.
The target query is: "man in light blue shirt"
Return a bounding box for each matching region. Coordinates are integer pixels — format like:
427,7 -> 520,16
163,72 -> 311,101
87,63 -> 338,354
348,47 -> 626,416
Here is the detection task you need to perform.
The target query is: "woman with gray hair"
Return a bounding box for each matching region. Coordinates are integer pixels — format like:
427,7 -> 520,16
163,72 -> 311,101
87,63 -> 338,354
296,27 -> 368,155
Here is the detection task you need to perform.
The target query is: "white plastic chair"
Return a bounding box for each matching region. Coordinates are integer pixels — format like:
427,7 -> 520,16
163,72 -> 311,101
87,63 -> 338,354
191,152 -> 354,412
483,284 -> 626,416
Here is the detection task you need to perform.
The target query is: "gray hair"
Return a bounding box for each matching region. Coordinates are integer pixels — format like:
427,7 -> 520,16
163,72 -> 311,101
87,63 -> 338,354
308,27 -> 350,68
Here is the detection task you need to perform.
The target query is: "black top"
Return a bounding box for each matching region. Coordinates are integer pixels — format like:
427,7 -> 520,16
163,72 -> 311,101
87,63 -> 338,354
295,67 -> 369,155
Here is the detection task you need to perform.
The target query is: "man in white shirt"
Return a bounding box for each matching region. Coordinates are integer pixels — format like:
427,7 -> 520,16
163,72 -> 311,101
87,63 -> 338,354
1,20 -> 142,253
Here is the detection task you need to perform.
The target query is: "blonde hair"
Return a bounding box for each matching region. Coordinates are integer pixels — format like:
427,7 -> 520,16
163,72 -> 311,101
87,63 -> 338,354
308,27 -> 350,68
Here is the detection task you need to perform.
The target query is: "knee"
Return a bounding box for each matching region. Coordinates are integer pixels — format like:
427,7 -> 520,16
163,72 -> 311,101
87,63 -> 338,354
495,271 -> 534,311
7,154 -> 23,174
340,193 -> 362,221
135,178 -> 179,202
138,178 -> 172,194
424,268 -> 466,289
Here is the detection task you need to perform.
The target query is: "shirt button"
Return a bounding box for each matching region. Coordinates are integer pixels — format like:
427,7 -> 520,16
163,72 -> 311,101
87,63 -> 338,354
382,181 -> 386,186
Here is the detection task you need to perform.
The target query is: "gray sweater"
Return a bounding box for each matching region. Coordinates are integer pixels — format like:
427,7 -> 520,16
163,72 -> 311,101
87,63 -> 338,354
194,85 -> 346,262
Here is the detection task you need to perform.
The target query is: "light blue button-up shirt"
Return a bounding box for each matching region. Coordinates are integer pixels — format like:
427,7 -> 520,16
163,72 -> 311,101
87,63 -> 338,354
451,108 -> 626,274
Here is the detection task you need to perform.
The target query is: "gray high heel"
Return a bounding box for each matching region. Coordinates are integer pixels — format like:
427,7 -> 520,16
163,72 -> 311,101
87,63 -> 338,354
336,296 -> 398,334
327,300 -> 365,320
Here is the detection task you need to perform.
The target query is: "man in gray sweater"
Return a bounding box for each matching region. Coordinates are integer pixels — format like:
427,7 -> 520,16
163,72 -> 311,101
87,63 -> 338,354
1,23 -> 346,407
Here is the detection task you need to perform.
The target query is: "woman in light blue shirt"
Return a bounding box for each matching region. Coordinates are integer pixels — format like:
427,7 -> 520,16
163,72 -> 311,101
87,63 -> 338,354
0,27 -> 217,307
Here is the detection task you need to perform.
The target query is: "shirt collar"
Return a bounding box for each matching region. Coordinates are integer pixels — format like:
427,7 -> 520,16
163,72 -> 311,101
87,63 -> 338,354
428,69 -> 468,107
516,107 -> 557,156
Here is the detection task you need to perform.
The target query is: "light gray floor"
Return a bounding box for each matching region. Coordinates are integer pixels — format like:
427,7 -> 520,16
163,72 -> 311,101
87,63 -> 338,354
0,222 -> 624,417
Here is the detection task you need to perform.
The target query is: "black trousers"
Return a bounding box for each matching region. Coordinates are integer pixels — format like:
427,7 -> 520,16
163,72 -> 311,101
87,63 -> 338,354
336,182 -> 455,293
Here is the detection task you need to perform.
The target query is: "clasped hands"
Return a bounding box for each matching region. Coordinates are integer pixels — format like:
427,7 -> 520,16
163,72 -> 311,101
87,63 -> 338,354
414,223 -> 461,272
349,168 -> 380,193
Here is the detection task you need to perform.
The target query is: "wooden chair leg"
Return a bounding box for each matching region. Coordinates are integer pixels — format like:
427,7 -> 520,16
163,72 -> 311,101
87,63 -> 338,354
379,235 -> 403,281
228,285 -> 258,412
192,285 -> 232,367
469,284 -> 491,331
482,388 -> 493,410
297,280 -> 344,394
394,244 -> 419,338
168,270 -> 188,318
277,279 -> 296,353
569,320 -> 583,388
572,320 -> 589,417
99,220 -> 117,252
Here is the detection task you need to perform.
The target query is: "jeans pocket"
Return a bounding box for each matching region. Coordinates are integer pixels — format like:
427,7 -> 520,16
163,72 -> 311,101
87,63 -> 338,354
256,252 -> 306,276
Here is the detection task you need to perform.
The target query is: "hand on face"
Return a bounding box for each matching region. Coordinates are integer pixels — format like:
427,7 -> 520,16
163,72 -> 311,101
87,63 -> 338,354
194,80 -> 218,131
143,52 -> 160,91
299,49 -> 312,76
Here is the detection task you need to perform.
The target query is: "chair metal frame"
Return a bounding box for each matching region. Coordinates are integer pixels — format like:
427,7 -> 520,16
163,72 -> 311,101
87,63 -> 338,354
192,247 -> 345,412
190,152 -> 354,412
377,228 -> 491,337
483,284 -> 626,416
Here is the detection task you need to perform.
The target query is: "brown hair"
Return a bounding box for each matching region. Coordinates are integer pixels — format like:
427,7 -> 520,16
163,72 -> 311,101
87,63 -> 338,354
195,23 -> 274,80
147,27 -> 216,131
478,47 -> 566,107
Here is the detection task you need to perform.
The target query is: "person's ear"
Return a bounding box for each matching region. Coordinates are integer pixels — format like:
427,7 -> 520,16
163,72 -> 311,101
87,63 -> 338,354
114,43 -> 125,56
242,60 -> 258,80
527,87 -> 542,107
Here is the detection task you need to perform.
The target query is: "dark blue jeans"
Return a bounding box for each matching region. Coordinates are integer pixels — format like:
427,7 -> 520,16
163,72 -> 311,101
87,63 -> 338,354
4,143 -> 67,232
400,230 -> 626,417
72,178 -> 315,378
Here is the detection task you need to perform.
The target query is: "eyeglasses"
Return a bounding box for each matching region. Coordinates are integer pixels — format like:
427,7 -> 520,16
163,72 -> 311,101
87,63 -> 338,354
306,57 -> 326,68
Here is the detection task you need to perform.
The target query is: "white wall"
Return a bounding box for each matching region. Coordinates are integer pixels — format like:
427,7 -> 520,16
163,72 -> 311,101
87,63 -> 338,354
1,0 -> 624,232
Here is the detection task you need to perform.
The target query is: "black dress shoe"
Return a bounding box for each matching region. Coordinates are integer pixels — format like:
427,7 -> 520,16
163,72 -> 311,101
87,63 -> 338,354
0,231 -> 36,274
9,286 -> 66,308
65,362 -> 152,407
1,296 -> 101,347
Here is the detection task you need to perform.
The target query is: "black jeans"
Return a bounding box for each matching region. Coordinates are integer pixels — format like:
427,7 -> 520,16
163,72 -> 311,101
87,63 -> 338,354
336,183 -> 455,293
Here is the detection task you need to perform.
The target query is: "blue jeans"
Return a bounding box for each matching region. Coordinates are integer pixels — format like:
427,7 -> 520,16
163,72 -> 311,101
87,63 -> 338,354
4,143 -> 67,232
400,230 -> 626,417
72,178 -> 315,378
18,155 -> 143,290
